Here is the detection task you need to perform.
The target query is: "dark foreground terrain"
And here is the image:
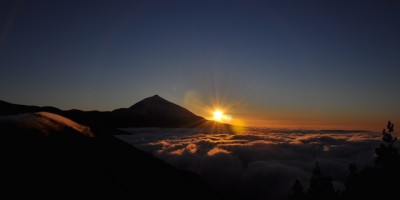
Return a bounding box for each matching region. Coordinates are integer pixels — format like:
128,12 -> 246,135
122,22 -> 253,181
1,117 -> 219,199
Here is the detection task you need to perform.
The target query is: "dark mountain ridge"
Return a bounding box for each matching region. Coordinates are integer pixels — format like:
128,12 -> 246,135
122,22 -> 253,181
0,95 -> 210,130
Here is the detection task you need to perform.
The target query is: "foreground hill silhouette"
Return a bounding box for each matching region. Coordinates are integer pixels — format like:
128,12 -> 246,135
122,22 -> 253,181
0,95 -> 224,131
1,112 -> 219,199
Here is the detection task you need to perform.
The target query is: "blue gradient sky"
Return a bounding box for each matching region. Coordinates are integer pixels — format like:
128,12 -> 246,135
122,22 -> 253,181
1,0 -> 399,130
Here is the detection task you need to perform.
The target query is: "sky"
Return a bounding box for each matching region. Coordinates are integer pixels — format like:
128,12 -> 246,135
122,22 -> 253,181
1,0 -> 400,130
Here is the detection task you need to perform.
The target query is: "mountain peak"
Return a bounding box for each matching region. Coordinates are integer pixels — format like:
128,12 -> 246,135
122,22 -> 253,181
110,95 -> 206,127
129,95 -> 168,109
145,94 -> 165,101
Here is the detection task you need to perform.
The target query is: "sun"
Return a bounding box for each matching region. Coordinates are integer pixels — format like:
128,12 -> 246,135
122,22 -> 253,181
213,110 -> 224,122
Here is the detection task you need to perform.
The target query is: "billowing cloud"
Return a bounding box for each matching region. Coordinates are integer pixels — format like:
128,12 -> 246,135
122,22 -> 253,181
207,147 -> 230,156
0,112 -> 94,137
117,127 -> 388,200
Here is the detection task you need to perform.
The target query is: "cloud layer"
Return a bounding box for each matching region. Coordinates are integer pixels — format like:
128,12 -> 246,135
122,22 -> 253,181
117,127 -> 387,200
0,112 -> 93,137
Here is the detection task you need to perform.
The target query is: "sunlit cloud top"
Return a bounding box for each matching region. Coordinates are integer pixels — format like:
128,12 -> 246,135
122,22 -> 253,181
117,127 -> 387,199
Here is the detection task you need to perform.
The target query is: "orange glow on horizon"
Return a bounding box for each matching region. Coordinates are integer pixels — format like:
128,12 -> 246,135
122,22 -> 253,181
183,89 -> 372,131
242,118 -> 382,131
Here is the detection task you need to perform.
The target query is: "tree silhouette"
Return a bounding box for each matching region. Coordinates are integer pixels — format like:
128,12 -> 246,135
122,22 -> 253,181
289,162 -> 339,200
375,121 -> 400,169
382,121 -> 396,146
288,179 -> 305,200
340,163 -> 360,200
306,162 -> 338,200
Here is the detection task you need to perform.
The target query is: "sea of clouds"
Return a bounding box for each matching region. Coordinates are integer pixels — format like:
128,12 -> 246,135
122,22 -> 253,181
116,127 -> 387,200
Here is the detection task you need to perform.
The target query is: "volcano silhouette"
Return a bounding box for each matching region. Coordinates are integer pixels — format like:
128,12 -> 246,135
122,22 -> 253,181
111,95 -> 206,127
